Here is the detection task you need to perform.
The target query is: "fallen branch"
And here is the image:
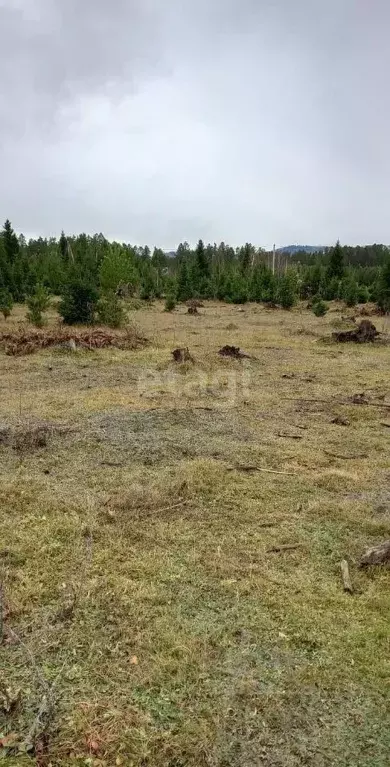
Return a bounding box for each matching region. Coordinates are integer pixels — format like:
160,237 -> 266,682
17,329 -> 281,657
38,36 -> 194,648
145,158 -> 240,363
341,560 -> 353,593
325,450 -> 368,460
267,544 -> 302,553
277,432 -> 303,440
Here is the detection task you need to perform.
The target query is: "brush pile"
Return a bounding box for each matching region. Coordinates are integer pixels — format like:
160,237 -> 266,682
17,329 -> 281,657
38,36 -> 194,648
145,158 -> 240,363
0,326 -> 149,356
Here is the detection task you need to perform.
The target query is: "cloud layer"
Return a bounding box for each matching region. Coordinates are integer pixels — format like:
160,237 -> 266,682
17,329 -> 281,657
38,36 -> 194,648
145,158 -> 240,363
1,0 -> 390,247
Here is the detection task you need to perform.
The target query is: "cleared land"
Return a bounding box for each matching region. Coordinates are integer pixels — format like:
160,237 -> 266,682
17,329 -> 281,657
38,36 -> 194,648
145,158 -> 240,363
0,302 -> 389,766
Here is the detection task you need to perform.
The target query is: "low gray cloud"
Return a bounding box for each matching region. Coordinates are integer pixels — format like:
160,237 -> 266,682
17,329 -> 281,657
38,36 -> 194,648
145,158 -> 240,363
1,0 -> 390,247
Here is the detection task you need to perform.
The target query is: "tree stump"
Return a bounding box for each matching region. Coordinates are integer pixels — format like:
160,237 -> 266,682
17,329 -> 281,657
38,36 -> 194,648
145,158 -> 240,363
333,320 -> 379,344
359,540 -> 390,567
172,347 -> 194,363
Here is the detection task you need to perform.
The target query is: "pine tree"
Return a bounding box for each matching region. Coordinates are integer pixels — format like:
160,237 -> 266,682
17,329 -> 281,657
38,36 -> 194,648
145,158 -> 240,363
312,298 -> 328,317
99,243 -> 138,293
277,272 -> 297,309
2,219 -> 22,298
0,288 -> 13,320
59,230 -> 68,263
26,284 -> 51,327
229,272 -> 248,304
96,291 -> 125,327
342,276 -> 358,307
239,243 -> 254,275
377,258 -> 390,312
327,240 -> 345,281
250,263 -> 273,302
59,278 -> 99,325
195,239 -> 209,280
3,220 -> 19,265
177,258 -> 192,302
191,239 -> 210,297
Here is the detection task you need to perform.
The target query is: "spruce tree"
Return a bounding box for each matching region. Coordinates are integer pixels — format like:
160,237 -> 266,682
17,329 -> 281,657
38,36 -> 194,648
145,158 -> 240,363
177,258 -> 192,302
377,258 -> 390,312
277,272 -> 297,309
59,230 -> 68,263
342,276 -> 358,307
3,220 -> 19,265
0,288 -> 13,320
96,291 -> 125,327
59,277 -> 99,325
192,239 -> 210,297
26,284 -> 51,327
239,243 -> 254,275
327,240 -> 345,281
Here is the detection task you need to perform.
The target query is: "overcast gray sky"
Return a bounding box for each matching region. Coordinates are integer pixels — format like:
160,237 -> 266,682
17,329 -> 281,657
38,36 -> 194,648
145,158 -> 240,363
1,0 -> 389,248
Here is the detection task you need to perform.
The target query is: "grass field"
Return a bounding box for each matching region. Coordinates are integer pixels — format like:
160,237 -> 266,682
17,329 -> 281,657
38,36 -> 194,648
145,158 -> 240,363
0,302 -> 389,766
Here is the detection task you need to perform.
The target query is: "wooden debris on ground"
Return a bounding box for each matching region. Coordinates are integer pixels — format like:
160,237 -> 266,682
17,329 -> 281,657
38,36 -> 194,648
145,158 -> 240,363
332,320 -> 380,344
267,544 -> 302,554
331,416 -> 350,426
324,450 -> 368,460
172,347 -> 194,363
341,560 -> 353,593
218,345 -> 252,359
0,327 -> 148,356
359,540 -> 390,567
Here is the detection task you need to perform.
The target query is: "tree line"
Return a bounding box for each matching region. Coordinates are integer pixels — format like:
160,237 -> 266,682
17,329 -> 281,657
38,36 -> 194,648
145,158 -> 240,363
0,220 -> 389,326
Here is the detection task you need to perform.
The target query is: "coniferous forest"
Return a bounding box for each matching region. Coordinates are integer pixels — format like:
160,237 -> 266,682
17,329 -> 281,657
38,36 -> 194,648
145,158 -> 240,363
0,219 -> 389,326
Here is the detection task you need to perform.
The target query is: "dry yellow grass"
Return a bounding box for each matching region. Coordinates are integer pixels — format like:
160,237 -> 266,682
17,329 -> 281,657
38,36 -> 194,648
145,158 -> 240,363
0,301 -> 389,766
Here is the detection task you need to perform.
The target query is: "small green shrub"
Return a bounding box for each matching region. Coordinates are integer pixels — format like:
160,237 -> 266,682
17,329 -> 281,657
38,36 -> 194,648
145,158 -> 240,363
164,293 -> 176,312
0,288 -> 13,320
357,285 -> 370,304
59,280 -> 99,325
312,299 -> 328,317
96,292 -> 126,328
26,284 -> 51,327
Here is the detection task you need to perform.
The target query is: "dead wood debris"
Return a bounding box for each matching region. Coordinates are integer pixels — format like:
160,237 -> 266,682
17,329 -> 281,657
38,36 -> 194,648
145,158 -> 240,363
331,416 -> 350,426
0,327 -> 148,356
218,345 -> 252,359
324,450 -> 368,460
267,544 -> 302,554
341,560 -> 353,593
359,540 -> 390,567
332,319 -> 380,344
172,347 -> 194,363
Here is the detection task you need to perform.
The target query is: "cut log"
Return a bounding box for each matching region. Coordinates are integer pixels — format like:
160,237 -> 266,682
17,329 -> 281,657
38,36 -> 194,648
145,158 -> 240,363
359,540 -> 390,567
341,560 -> 353,593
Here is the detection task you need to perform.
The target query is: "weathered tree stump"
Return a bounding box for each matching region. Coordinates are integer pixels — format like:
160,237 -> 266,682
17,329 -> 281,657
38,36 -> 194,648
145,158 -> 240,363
333,320 -> 379,344
218,345 -> 251,359
172,347 -> 194,363
359,540 -> 390,567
